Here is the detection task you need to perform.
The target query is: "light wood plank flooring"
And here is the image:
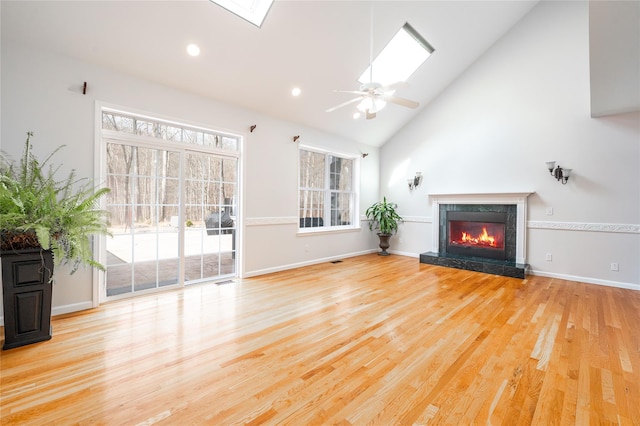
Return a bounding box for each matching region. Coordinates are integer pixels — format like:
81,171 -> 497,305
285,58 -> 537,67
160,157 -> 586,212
1,254 -> 639,425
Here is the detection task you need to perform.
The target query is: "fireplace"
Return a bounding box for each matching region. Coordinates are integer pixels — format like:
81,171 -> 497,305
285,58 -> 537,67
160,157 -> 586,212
446,211 -> 506,260
437,203 -> 518,262
420,192 -> 533,278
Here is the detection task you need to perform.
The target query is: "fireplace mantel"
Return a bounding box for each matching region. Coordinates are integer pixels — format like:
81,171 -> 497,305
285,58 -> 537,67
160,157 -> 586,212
429,192 -> 535,202
429,192 -> 534,264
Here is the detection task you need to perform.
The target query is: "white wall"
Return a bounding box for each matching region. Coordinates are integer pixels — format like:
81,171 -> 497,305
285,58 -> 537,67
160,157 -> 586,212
380,1 -> 640,289
0,40 -> 380,320
589,1 -> 640,116
2,1 -> 638,328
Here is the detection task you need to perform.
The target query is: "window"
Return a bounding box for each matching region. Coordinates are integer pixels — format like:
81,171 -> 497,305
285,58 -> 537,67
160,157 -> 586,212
209,0 -> 273,27
358,22 -> 434,86
299,148 -> 356,230
102,110 -> 238,152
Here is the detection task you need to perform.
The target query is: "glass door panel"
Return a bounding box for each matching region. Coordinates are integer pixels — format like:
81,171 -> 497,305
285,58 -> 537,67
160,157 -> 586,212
105,143 -> 181,297
184,154 -> 237,284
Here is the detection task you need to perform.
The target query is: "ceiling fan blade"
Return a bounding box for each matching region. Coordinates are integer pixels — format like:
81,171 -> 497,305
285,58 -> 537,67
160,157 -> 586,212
366,110 -> 376,120
325,97 -> 362,113
383,81 -> 409,91
385,95 -> 419,109
334,89 -> 368,95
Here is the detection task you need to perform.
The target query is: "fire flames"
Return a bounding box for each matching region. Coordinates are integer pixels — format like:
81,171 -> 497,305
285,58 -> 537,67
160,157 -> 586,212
460,227 -> 497,247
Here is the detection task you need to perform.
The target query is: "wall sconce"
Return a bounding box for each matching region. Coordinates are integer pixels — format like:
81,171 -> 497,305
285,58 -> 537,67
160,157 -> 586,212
546,161 -> 572,184
408,172 -> 423,190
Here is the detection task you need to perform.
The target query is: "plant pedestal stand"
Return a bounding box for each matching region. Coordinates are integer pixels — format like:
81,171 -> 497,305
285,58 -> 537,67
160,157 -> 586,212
377,233 -> 391,256
1,249 -> 53,350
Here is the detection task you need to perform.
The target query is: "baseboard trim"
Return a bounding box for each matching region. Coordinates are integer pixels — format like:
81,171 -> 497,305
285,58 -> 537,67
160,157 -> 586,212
52,301 -> 94,317
528,269 -> 639,291
388,250 -> 419,258
244,249 -> 377,277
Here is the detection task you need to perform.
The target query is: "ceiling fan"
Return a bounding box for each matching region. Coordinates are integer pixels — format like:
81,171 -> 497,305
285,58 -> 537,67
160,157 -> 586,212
325,4 -> 420,119
325,81 -> 419,119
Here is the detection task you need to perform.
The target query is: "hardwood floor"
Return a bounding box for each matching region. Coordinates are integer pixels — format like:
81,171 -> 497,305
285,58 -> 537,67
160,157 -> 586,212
1,254 -> 639,425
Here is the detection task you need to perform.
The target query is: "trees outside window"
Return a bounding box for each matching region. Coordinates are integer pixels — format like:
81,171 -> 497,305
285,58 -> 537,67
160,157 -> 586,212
299,148 -> 356,230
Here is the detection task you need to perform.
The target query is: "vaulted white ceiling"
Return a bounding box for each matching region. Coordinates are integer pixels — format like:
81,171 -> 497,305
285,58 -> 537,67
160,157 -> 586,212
1,0 -> 540,147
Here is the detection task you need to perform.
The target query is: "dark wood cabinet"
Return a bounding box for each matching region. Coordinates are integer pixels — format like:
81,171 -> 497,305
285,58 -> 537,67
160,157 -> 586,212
2,249 -> 53,350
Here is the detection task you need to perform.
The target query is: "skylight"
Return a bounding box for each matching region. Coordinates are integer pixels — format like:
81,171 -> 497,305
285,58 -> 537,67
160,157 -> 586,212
358,23 -> 434,86
210,0 -> 274,28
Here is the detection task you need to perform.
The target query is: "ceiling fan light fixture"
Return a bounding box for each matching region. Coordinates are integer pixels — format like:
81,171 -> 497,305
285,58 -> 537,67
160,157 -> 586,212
357,97 -> 386,113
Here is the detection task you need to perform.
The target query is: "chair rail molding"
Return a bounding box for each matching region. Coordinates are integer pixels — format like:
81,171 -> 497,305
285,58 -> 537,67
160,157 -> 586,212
246,217 -> 298,226
528,221 -> 640,234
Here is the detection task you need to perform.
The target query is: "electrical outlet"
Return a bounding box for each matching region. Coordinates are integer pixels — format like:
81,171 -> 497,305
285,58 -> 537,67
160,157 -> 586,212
546,253 -> 552,261
610,262 -> 619,272
546,207 -> 553,215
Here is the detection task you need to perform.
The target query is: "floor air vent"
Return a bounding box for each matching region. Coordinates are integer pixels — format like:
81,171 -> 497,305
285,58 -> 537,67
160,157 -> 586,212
330,260 -> 343,264
216,280 -> 235,286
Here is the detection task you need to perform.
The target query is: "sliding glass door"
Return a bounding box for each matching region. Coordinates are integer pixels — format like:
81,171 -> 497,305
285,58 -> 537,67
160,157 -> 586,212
101,109 -> 239,300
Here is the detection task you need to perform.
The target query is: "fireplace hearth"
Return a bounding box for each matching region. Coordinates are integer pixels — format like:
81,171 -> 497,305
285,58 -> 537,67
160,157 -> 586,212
420,193 -> 532,279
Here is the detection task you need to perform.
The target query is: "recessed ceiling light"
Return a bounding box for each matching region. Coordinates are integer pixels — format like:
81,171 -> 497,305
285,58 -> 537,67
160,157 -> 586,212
291,87 -> 301,97
186,44 -> 201,57
353,112 -> 361,119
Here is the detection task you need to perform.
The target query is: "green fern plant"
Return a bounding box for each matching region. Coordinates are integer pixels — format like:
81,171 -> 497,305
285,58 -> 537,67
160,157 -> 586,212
365,196 -> 403,235
0,132 -> 110,274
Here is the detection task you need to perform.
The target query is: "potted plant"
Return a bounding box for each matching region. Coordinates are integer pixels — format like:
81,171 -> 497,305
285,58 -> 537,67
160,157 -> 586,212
0,132 -> 110,349
365,196 -> 403,256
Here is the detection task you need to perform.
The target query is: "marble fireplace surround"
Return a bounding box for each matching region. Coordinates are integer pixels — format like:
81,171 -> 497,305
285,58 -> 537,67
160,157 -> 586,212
429,192 -> 534,264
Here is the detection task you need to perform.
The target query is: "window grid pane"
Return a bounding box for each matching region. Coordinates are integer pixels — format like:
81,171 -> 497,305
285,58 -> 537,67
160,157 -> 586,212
330,192 -> 352,226
299,190 -> 325,227
299,149 -> 355,229
102,111 -> 239,152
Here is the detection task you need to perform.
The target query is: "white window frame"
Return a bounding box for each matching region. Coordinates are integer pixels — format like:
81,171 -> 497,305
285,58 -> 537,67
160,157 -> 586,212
298,145 -> 360,234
